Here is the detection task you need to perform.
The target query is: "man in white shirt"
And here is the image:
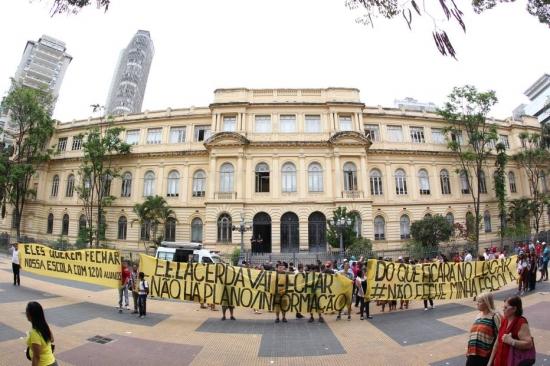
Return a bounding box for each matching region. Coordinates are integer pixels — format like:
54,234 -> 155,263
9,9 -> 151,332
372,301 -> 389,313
464,250 -> 473,262
10,243 -> 20,286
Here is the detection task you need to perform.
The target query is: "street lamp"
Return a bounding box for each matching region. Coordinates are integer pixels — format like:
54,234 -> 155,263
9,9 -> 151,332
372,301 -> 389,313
232,213 -> 252,256
333,216 -> 352,253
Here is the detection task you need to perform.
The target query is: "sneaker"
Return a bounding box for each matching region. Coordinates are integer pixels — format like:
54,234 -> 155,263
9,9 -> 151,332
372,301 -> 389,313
336,315 -> 341,321
424,308 -> 428,311
139,315 -> 144,318
308,317 -> 314,323
360,316 -> 364,320
230,316 -> 236,321
366,316 -> 373,319
318,317 -> 324,323
282,318 -> 287,323
275,318 -> 280,323
296,313 -> 304,319
347,315 -> 351,321
221,316 -> 226,321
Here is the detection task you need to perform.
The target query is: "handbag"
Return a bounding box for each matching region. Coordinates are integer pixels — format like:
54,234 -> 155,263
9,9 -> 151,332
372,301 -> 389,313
507,337 -> 535,366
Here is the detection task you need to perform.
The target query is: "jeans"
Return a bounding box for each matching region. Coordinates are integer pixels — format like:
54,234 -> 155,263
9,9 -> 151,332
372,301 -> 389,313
138,294 -> 147,316
132,291 -> 139,311
358,297 -> 370,317
118,285 -> 129,308
12,263 -> 20,285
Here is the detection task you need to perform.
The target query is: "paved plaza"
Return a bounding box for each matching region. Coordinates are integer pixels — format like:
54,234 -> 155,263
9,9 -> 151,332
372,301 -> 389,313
1,255 -> 549,366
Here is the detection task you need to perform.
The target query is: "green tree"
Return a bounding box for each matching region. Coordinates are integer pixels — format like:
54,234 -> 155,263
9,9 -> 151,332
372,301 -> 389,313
512,132 -> 550,234
493,142 -> 508,244
76,107 -> 130,247
327,207 -> 358,250
0,83 -> 55,240
50,0 -> 110,15
505,198 -> 532,238
439,85 -> 499,246
410,214 -> 453,247
132,195 -> 177,252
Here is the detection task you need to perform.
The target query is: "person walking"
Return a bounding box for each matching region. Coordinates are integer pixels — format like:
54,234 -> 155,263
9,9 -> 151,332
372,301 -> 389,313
137,272 -> 149,318
25,301 -> 57,366
355,270 -> 372,320
489,296 -> 534,366
10,243 -> 20,286
466,292 -> 501,366
540,242 -> 549,281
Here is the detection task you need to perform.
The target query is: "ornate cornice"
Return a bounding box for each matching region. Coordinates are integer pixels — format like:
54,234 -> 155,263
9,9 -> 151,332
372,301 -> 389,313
204,132 -> 250,149
328,131 -> 372,147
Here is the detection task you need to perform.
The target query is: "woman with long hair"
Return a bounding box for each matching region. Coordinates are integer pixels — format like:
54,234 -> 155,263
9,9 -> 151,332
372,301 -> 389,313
25,301 -> 57,366
465,292 -> 501,366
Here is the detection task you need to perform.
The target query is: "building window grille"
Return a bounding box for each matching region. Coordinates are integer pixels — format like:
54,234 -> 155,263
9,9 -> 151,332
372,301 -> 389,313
410,127 -> 425,143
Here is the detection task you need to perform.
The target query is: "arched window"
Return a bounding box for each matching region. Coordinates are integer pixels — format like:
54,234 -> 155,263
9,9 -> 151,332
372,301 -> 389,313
446,212 -> 454,226
219,163 -> 234,193
118,216 -> 127,240
102,174 -> 112,196
255,163 -> 270,193
460,170 -> 470,194
121,172 -> 132,197
466,212 -> 475,237
191,218 -> 203,243
352,212 -> 362,238
370,169 -> 383,195
79,215 -> 87,235
282,162 -> 297,192
418,169 -> 430,195
192,170 -> 206,197
424,213 -> 432,219
217,213 -> 232,243
540,171 -> 548,192
374,216 -> 385,240
440,169 -> 451,195
164,217 -> 176,242
167,170 -> 180,197
400,215 -> 410,239
343,162 -> 358,191
51,175 -> 59,197
143,171 -> 155,197
484,211 -> 492,233
395,169 -> 407,195
66,174 -> 75,197
140,219 -> 151,241
308,163 -> 323,192
61,214 -> 69,236
508,171 -> 517,193
479,171 -> 487,194
47,213 -> 54,234
11,210 -> 17,229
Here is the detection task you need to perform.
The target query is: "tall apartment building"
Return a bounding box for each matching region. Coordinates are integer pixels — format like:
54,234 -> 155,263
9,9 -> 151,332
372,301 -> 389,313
105,30 -> 154,116
523,74 -> 550,124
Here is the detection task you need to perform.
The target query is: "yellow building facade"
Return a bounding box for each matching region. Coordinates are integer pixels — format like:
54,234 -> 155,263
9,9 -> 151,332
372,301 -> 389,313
4,88 -> 548,253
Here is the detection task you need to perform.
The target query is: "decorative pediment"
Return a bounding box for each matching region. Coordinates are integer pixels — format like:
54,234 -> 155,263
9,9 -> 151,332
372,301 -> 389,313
328,131 -> 372,147
204,132 -> 250,148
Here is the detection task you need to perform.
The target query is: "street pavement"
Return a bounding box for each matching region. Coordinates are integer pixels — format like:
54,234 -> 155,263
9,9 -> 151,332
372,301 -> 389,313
1,254 -> 549,366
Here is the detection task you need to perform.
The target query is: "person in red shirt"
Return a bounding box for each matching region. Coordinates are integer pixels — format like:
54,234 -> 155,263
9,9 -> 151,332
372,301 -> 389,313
118,261 -> 131,312
535,242 -> 542,256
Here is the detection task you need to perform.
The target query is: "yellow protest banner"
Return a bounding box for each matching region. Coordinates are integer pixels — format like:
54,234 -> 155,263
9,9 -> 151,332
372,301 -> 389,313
19,244 -> 122,288
365,256 -> 518,300
139,254 -> 353,313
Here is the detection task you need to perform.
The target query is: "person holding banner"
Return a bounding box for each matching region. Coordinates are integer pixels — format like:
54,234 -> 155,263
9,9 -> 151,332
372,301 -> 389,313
355,270 -> 372,320
10,243 -> 21,286
466,292 -> 501,366
129,264 -> 139,314
118,261 -> 131,312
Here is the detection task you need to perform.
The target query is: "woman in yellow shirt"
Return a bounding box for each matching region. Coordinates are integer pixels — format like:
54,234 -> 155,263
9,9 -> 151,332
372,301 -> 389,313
26,301 -> 57,366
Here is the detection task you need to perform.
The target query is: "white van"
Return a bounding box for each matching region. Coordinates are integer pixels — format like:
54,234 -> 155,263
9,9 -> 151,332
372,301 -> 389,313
155,242 -> 224,264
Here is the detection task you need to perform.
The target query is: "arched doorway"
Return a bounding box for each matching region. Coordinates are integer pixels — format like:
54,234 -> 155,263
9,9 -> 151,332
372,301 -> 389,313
252,212 -> 272,253
308,211 -> 327,252
280,212 -> 299,253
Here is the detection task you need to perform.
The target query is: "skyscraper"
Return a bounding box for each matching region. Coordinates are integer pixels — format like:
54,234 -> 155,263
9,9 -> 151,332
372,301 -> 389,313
105,30 -> 154,116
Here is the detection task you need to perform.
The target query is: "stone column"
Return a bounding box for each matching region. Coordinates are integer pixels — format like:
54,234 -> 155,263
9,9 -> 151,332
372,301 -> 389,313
236,154 -> 244,199
360,155 -> 368,197
334,154 -> 342,198
298,155 -> 306,199
208,156 -> 217,199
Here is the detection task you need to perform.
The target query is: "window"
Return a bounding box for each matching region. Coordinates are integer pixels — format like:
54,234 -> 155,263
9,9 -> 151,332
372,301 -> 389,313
191,218 -> 203,243
499,135 -> 510,149
508,171 -> 517,193
140,220 -> 151,241
51,175 -> 59,197
540,172 -> 548,193
219,163 -> 234,193
352,212 -> 362,237
222,116 -> 236,132
305,115 -> 321,133
460,171 -> 470,194
192,170 -> 206,197
410,127 -> 425,143
370,169 -> 383,195
395,169 -> 407,195
308,163 -> 323,192
167,170 -> 180,197
255,163 -> 270,193
11,210 -> 17,229
400,215 -> 410,239
195,125 -> 211,142
343,162 -> 358,191
374,216 -> 385,240
446,212 -> 454,226
126,130 -> 140,145
418,169 -> 430,195
387,126 -> 403,142
169,127 -> 186,143
57,137 -> 67,151
484,211 -> 492,233
121,172 -> 132,197
438,169 -> 451,195
47,213 -> 54,234
217,213 -> 232,243
431,128 -> 445,144
255,115 -> 271,133
143,171 -> 155,196
451,131 -> 464,144
280,115 -> 296,133
339,115 -> 353,131
71,136 -> 82,150
165,217 -> 176,242
282,162 -> 297,192
479,171 -> 487,194
79,215 -> 86,235
147,128 -> 162,144
118,216 -> 127,240
365,124 -> 380,141
102,175 -> 112,197
66,174 -> 75,197
61,214 -> 69,236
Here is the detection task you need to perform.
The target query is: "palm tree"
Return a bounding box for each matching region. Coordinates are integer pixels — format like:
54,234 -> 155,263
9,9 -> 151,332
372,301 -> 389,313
132,195 -> 177,253
506,198 -> 531,238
